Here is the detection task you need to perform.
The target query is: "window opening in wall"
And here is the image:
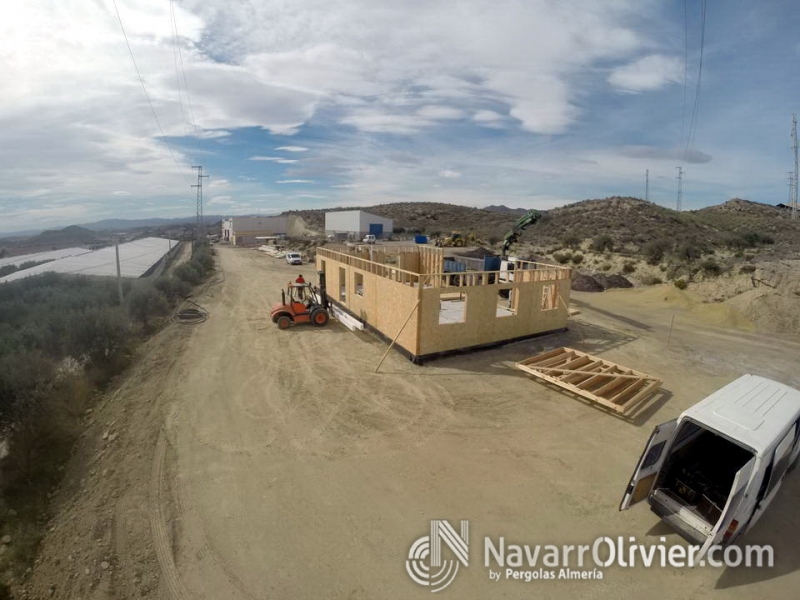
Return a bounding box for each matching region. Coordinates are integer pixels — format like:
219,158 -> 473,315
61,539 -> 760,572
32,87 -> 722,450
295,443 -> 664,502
541,284 -> 557,311
497,288 -> 516,317
355,271 -> 364,296
439,291 -> 466,324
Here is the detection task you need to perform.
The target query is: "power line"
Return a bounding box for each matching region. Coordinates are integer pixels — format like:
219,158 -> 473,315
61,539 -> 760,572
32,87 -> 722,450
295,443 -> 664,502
792,114 -> 798,220
683,0 -> 707,161
110,0 -> 193,185
170,0 -> 199,136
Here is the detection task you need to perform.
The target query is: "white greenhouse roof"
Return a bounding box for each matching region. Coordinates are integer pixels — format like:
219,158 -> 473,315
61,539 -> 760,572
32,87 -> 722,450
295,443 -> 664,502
0,238 -> 178,283
0,247 -> 91,268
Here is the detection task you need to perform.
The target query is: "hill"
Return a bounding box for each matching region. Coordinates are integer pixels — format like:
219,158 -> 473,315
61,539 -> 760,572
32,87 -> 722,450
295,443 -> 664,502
285,197 -> 800,251
38,225 -> 97,244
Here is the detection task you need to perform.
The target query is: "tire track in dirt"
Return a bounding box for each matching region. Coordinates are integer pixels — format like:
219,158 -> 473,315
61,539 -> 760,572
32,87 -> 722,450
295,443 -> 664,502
150,429 -> 188,600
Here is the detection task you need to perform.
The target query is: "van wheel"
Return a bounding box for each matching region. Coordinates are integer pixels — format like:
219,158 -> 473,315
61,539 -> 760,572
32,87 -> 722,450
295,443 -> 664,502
310,308 -> 329,326
276,315 -> 292,329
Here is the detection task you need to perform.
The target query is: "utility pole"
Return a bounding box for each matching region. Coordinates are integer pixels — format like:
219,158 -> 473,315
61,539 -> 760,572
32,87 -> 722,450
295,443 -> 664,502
115,237 -> 124,305
676,166 -> 684,212
792,115 -> 798,220
645,169 -> 650,202
191,165 -> 209,250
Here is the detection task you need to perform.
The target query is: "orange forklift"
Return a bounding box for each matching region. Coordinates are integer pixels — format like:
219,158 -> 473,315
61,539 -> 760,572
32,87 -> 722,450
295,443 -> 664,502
270,272 -> 330,329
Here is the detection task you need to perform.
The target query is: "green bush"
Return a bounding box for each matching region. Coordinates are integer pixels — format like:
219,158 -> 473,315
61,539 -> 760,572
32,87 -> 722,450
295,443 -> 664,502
66,308 -> 129,366
127,285 -> 170,327
570,253 -> 584,265
700,258 -> 722,276
642,239 -> 672,265
154,276 -> 191,303
552,252 -> 571,264
726,231 -> 775,250
673,279 -> 687,290
175,262 -> 204,285
601,263 -> 612,271
674,243 -> 702,262
561,235 -> 581,250
641,275 -> 663,285
739,264 -> 756,274
622,261 -> 636,274
591,234 -> 614,253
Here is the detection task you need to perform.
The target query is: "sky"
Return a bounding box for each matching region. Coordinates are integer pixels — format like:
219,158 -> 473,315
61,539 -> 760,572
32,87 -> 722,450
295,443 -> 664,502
1,0 -> 800,232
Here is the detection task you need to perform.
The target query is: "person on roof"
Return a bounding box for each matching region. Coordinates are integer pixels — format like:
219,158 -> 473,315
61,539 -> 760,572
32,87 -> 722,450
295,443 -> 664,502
295,274 -> 305,284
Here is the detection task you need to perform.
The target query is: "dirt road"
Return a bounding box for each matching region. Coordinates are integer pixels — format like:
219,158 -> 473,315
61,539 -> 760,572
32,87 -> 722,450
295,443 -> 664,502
24,246 -> 800,599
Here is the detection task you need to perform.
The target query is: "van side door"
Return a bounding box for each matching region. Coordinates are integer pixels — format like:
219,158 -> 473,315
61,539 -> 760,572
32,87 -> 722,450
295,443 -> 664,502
748,424 -> 797,531
620,418 -> 678,511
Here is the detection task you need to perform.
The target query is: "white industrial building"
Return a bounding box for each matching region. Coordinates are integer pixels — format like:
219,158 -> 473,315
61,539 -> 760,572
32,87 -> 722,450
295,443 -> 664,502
324,210 -> 393,241
221,216 -> 289,245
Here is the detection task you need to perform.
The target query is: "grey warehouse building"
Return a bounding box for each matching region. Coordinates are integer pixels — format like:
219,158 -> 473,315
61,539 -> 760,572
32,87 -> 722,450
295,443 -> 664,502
324,210 -> 393,241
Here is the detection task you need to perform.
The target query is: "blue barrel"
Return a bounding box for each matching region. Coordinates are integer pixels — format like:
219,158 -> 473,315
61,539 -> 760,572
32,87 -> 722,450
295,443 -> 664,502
415,235 -> 428,244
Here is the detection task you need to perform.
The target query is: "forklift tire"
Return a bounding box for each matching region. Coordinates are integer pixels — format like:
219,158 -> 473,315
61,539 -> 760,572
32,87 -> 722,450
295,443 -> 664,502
276,315 -> 292,329
310,308 -> 329,327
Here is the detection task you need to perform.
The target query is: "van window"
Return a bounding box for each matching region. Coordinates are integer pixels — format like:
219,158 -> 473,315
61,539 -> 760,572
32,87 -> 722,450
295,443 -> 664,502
642,441 -> 666,469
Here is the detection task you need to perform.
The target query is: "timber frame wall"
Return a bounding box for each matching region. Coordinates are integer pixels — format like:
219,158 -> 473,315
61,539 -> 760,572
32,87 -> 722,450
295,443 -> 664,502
316,245 -> 572,362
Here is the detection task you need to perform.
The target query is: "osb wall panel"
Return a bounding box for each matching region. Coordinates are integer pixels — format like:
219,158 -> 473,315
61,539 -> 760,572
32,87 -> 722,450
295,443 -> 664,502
316,254 -> 420,354
417,279 -> 570,355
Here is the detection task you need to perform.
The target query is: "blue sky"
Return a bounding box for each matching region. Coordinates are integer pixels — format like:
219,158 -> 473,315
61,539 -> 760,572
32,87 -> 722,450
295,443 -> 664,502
1,1 -> 799,232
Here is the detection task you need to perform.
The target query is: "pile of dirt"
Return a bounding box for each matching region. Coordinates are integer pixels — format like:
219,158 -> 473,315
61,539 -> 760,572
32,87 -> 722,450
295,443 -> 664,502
459,246 -> 496,259
571,273 -> 604,292
593,273 -> 633,289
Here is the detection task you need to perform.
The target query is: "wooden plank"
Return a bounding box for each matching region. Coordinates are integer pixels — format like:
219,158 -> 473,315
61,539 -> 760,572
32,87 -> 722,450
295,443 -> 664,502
525,352 -> 576,369
619,380 -> 663,413
522,366 -> 648,381
517,347 -> 565,364
560,360 -> 605,384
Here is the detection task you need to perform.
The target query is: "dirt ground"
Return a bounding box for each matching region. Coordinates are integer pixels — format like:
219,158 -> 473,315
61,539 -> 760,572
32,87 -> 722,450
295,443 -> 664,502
19,246 -> 800,599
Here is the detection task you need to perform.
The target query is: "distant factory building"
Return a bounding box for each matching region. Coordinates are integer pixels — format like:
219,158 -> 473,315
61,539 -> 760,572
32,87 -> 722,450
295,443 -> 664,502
221,216 -> 288,246
324,210 -> 393,241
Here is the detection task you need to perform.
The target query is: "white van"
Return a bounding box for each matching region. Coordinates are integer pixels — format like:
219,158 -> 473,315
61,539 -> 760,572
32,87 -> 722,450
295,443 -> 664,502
620,374 -> 800,558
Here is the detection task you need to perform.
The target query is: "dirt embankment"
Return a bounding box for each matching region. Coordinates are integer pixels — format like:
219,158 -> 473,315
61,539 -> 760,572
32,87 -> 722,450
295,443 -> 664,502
690,260 -> 800,334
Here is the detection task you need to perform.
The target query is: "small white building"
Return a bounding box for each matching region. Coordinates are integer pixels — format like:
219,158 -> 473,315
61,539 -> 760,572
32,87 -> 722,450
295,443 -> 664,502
324,210 -> 393,241
221,216 -> 288,246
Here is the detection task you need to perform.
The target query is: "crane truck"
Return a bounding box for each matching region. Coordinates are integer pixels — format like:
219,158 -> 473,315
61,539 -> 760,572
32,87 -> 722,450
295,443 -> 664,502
498,210 -> 541,284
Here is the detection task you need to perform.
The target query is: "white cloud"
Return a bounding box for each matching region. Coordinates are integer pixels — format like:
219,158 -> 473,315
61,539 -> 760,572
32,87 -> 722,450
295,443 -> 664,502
276,179 -> 315,184
208,195 -> 235,205
608,54 -> 683,93
473,110 -> 507,127
209,179 -> 230,187
439,170 -> 462,179
416,105 -> 465,120
249,156 -> 299,163
275,146 -> 309,152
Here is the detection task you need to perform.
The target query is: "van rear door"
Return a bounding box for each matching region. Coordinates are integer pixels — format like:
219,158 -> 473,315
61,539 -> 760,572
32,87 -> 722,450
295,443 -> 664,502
620,418 -> 678,511
696,456 -> 756,560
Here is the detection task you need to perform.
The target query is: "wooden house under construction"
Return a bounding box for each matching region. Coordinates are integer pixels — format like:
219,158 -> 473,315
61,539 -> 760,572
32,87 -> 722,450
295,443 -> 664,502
316,245 -> 572,363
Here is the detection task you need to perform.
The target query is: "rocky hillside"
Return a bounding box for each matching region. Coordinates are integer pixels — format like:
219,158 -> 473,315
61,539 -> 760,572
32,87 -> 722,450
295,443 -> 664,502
284,196 -> 800,251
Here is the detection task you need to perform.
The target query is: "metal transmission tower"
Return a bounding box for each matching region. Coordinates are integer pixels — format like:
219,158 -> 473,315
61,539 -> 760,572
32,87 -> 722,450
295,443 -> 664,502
792,115 -> 798,220
645,169 -> 650,202
191,165 -> 209,247
676,166 -> 684,211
